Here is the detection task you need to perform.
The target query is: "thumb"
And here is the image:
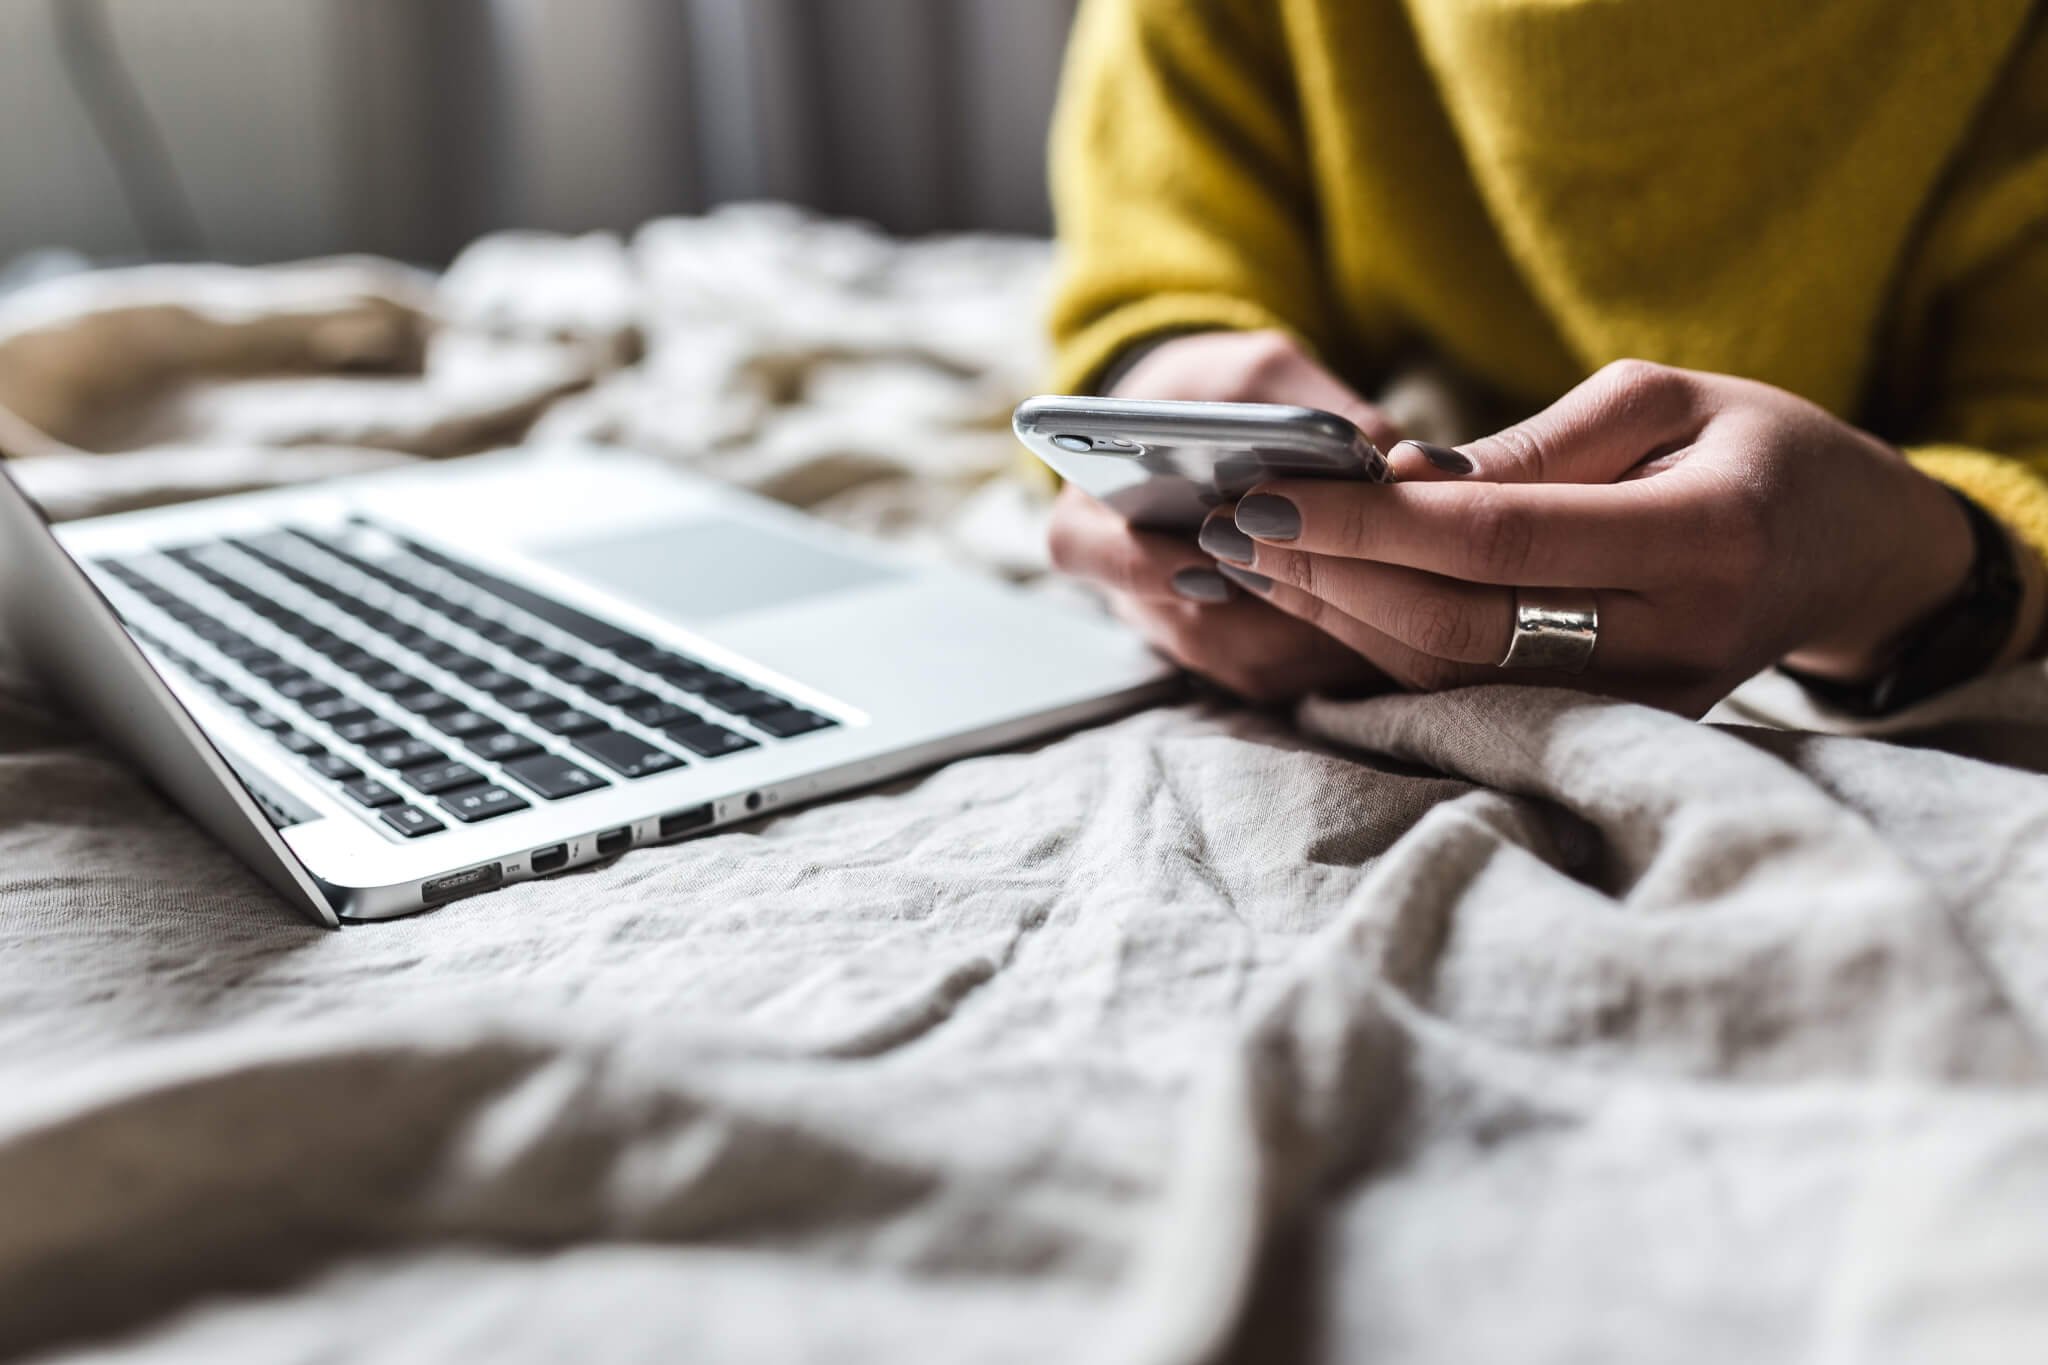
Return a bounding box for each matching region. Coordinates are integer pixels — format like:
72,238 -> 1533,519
1394,359 -> 1706,485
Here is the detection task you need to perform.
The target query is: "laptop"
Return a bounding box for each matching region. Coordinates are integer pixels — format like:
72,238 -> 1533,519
0,445 -> 1175,926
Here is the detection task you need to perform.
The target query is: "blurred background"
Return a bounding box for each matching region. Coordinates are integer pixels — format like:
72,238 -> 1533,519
0,0 -> 1079,277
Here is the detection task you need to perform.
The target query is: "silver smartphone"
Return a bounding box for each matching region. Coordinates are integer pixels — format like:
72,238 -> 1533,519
1013,395 -> 1391,532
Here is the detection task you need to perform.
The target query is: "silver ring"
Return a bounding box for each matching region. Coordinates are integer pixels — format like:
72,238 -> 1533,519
1500,588 -> 1599,673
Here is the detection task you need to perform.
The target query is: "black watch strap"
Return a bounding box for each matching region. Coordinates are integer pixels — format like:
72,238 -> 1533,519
1781,488 -> 2023,717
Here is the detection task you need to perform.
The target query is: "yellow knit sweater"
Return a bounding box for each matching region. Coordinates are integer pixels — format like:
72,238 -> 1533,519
1048,0 -> 2048,564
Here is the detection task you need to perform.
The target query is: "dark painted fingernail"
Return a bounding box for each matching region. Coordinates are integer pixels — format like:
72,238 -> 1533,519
1170,568 -> 1233,603
1217,564 -> 1273,595
1197,517 -> 1257,564
1394,440 -> 1473,475
1235,494 -> 1301,541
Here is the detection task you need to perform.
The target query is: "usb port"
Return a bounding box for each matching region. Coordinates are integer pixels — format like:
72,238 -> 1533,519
595,827 -> 632,857
422,863 -> 503,905
530,844 -> 569,874
659,805 -> 714,840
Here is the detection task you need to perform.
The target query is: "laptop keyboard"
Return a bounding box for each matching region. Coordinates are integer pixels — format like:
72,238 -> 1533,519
92,524 -> 839,838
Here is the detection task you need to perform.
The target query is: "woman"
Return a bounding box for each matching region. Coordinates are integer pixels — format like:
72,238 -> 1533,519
1044,0 -> 2048,717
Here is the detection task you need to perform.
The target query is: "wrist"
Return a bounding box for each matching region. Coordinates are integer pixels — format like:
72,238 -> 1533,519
1787,466 -> 1975,680
1782,485 -> 2030,715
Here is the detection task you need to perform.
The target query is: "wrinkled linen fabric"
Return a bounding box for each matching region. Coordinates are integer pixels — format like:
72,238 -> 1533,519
3,208 -> 2048,1363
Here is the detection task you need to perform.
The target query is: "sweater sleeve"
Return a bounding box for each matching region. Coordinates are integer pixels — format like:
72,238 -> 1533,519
1046,0 -> 1333,394
1897,28 -> 2048,571
1902,220 -> 2048,567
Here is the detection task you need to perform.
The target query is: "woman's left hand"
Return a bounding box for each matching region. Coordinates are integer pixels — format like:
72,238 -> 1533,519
1198,360 -> 2006,717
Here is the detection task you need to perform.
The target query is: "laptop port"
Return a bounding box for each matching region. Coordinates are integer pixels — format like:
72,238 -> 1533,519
423,863 -> 503,905
595,827 -> 632,857
659,805 -> 714,840
530,843 -> 569,874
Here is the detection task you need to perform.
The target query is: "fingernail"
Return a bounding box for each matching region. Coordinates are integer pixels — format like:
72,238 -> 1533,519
1170,568 -> 1233,603
1235,494 -> 1301,541
1395,440 -> 1473,475
1217,564 -> 1273,595
1197,517 -> 1257,565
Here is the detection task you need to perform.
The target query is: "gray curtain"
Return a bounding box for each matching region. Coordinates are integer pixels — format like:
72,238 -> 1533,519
0,0 -> 1078,267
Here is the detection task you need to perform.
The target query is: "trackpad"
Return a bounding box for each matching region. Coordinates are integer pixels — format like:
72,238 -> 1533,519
534,517 -> 898,622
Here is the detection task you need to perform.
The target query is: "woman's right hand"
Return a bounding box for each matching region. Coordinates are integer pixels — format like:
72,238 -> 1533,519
1045,330 -> 1406,703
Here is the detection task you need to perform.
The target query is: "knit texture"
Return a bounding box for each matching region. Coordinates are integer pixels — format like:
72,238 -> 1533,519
1050,0 -> 2048,563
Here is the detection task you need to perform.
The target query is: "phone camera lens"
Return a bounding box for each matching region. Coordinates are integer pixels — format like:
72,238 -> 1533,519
1052,434 -> 1093,453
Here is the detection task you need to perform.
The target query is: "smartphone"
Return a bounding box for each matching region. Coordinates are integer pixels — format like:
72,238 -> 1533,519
1013,395 -> 1391,533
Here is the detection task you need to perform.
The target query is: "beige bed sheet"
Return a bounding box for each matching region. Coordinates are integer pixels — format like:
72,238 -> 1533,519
2,207 -> 2045,1364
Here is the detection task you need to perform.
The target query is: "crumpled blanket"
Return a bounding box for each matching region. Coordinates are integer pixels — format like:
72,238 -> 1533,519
3,207 -> 2046,1364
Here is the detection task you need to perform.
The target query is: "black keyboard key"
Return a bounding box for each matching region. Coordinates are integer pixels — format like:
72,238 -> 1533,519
275,676 -> 340,706
244,708 -> 293,733
439,784 -> 529,823
476,622 -> 528,648
215,637 -> 271,663
424,647 -> 489,676
396,689 -> 461,717
466,730 -> 543,762
387,625 -> 438,652
431,709 -> 500,739
404,541 -> 643,650
548,662 -> 616,690
335,717 -> 407,747
526,648 -> 583,674
623,700 -> 697,728
245,656 -> 301,681
365,738 -> 446,770
279,731 -> 326,756
381,805 -> 446,838
752,707 -> 837,739
308,752 -> 364,781
501,753 -> 609,800
590,682 -> 656,709
334,649 -> 386,676
533,708 -> 606,736
363,668 -> 425,697
703,686 -> 786,717
573,730 -> 684,779
343,777 -> 402,808
186,619 -> 238,644
305,697 -> 373,726
635,652 -> 718,684
407,761 -> 486,796
497,688 -> 561,715
465,669 -> 526,695
503,637 -> 557,663
666,722 -> 759,758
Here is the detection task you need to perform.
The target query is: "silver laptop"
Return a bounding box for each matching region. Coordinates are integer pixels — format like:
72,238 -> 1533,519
0,445 -> 1175,926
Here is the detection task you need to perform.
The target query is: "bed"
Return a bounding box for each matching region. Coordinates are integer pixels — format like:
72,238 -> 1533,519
2,207 -> 2045,1364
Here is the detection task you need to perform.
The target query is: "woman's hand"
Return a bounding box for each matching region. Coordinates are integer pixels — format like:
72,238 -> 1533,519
1198,360 -> 2001,717
1046,330 -> 1405,702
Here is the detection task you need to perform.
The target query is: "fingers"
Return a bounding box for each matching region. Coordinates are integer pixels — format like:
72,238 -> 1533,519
1226,465 -> 1720,587
1048,484 -> 1236,604
1208,530 -> 1517,665
1211,563 -> 1501,692
1111,330 -> 1405,453
1215,522 -> 1680,674
1108,592 -> 1387,704
1442,359 -> 1708,486
1385,439 -> 1478,483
